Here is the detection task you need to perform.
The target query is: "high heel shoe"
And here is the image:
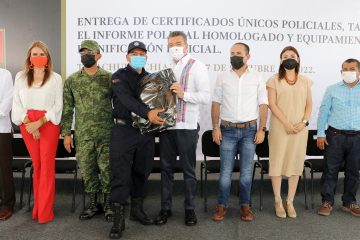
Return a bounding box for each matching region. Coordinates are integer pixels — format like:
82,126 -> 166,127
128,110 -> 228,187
274,201 -> 286,218
286,201 -> 297,218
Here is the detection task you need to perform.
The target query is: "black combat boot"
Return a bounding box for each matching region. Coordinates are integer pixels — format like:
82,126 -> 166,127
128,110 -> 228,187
129,197 -> 154,225
104,193 -> 114,222
79,193 -> 102,220
109,203 -> 125,239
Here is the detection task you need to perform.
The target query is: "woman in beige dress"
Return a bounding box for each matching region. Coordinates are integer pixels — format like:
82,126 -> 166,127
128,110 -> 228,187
267,46 -> 312,218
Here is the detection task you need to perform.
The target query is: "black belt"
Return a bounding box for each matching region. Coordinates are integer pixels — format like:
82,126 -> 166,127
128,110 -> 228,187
114,118 -> 133,127
328,126 -> 360,136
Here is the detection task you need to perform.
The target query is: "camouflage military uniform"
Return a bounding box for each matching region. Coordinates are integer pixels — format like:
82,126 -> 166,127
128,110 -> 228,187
61,67 -> 113,194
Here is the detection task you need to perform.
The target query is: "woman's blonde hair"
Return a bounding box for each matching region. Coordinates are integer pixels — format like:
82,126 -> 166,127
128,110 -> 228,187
24,41 -> 53,87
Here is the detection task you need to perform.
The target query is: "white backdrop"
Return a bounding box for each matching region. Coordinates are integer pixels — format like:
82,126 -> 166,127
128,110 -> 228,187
66,0 -> 360,156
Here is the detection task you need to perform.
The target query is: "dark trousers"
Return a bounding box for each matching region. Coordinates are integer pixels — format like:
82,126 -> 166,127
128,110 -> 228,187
159,128 -> 199,210
110,125 -> 154,204
0,133 -> 15,209
321,130 -> 360,204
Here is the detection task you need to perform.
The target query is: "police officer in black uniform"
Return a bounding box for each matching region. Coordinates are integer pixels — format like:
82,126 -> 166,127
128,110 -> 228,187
109,41 -> 164,239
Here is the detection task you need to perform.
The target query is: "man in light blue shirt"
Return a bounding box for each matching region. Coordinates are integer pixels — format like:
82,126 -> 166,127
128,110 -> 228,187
317,58 -> 360,217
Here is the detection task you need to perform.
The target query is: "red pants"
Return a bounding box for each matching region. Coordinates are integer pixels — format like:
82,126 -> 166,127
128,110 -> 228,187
20,110 -> 60,223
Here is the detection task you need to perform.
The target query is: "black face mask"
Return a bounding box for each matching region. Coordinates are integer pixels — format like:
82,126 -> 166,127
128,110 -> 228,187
282,58 -> 298,70
230,56 -> 244,70
81,54 -> 96,68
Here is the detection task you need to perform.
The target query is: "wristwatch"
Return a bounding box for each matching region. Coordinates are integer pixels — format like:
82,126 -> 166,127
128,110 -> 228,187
302,119 -> 309,126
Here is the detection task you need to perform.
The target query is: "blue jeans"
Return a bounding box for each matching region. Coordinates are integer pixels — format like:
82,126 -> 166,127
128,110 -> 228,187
217,124 -> 257,207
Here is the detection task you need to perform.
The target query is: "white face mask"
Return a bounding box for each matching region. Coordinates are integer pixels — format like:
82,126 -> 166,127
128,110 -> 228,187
169,47 -> 185,61
342,71 -> 358,84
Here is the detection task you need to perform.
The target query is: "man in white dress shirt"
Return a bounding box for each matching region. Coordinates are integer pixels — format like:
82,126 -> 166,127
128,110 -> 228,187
211,43 -> 268,222
0,68 -> 14,221
154,31 -> 210,226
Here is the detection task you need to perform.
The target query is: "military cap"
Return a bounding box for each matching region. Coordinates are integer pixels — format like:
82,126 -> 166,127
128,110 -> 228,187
79,40 -> 100,53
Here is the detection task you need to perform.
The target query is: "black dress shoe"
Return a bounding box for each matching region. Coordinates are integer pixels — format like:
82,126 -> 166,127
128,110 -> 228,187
154,209 -> 172,225
129,197 -> 154,225
185,209 -> 197,226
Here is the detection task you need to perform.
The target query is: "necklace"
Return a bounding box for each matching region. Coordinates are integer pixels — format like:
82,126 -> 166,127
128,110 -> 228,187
285,75 -> 297,85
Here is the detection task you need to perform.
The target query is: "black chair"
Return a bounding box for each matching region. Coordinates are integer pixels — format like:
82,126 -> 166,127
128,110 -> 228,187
252,131 -> 269,211
152,138 -> 162,172
28,137 -> 77,212
200,130 -> 239,212
252,131 -> 308,210
304,130 -> 324,209
12,134 -> 32,209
